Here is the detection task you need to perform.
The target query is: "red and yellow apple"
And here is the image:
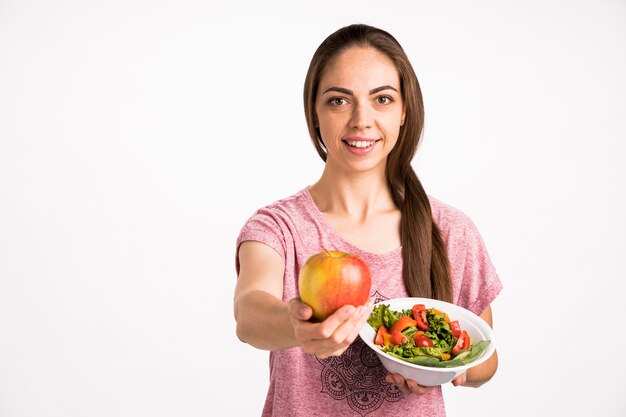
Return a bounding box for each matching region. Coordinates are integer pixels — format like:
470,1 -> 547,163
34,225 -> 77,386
298,249 -> 372,321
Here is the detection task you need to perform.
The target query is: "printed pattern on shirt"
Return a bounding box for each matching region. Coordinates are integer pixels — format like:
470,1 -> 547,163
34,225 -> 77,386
316,291 -> 399,416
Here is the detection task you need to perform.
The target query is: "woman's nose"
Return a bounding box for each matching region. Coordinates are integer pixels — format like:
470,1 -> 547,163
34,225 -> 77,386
351,103 -> 373,129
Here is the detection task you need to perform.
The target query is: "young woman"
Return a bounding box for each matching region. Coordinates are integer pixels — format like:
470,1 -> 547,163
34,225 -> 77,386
234,24 -> 502,416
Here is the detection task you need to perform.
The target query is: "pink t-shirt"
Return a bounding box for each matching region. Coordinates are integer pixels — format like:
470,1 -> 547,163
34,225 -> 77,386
236,187 -> 503,417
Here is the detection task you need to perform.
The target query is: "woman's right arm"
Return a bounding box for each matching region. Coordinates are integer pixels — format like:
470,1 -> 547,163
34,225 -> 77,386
234,241 -> 298,350
234,240 -> 373,356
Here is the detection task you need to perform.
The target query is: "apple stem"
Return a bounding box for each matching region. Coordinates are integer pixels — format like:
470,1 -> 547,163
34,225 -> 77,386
323,247 -> 333,257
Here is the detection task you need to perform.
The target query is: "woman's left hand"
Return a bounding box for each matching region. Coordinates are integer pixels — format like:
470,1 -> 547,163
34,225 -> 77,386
385,373 -> 433,395
451,372 -> 467,386
385,371 -> 467,394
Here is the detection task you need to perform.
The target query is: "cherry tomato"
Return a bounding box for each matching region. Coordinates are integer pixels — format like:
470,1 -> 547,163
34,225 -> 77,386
412,304 -> 429,331
451,330 -> 470,356
449,320 -> 462,338
413,334 -> 434,348
375,326 -> 390,346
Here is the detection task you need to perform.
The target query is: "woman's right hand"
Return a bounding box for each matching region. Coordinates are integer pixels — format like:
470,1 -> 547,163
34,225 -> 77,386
287,298 -> 373,359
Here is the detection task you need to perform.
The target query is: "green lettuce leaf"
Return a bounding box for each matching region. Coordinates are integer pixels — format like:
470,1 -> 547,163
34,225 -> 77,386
367,304 -> 401,331
386,340 -> 490,368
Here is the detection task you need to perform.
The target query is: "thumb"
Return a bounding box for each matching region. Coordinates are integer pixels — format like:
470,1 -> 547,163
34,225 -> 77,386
288,297 -> 313,320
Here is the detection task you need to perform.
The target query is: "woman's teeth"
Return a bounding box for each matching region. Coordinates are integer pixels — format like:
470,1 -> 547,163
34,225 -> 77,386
345,140 -> 375,148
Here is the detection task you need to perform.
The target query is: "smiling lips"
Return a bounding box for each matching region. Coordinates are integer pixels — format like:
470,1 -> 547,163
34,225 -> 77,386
343,137 -> 380,155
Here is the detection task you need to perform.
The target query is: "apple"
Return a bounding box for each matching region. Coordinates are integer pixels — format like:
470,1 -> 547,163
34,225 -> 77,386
298,249 -> 372,321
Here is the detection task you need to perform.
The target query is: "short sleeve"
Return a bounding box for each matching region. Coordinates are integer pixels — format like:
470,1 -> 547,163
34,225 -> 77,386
453,216 -> 503,316
235,209 -> 287,274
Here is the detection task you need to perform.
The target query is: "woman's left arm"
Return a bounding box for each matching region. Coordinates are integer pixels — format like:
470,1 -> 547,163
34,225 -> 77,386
452,304 -> 498,387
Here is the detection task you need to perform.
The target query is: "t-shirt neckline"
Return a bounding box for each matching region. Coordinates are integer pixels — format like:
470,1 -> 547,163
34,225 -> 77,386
301,186 -> 403,260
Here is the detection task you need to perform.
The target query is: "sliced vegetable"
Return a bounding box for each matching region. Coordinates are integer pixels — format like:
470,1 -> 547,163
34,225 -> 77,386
449,320 -> 462,338
390,329 -> 408,345
382,333 -> 393,348
413,335 -> 434,348
389,315 -> 417,334
412,304 -> 429,330
375,326 -> 390,346
451,330 -> 470,356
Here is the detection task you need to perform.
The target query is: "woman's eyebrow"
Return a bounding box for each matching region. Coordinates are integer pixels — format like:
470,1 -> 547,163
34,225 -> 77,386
323,86 -> 353,95
369,85 -> 398,94
322,85 -> 399,95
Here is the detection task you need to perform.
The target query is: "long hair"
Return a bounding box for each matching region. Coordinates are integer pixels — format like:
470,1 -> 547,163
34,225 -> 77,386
303,24 -> 453,302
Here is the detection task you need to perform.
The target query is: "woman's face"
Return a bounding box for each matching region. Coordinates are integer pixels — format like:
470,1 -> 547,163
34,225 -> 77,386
315,46 -> 405,175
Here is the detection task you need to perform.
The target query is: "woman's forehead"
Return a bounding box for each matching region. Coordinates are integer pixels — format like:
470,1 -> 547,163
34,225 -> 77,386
319,47 -> 401,92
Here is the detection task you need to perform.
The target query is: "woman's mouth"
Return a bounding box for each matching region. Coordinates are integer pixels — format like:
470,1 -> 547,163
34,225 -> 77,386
344,139 -> 376,148
342,137 -> 380,154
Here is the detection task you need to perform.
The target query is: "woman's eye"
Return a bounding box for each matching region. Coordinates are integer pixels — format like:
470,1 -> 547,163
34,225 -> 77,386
377,96 -> 392,104
329,97 -> 346,106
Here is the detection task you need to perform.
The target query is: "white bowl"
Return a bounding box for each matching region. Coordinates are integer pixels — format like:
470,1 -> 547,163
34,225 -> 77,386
359,297 -> 496,386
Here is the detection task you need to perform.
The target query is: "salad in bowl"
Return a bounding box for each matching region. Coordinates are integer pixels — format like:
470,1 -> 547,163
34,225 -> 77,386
359,297 -> 496,386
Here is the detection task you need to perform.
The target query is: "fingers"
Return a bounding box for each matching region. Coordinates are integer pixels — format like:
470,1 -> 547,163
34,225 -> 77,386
317,304 -> 357,332
301,305 -> 358,358
451,372 -> 467,386
327,303 -> 371,341
288,298 -> 312,321
288,300 -> 373,359
316,303 -> 373,358
341,302 -> 374,342
385,373 -> 433,395
406,379 -> 432,394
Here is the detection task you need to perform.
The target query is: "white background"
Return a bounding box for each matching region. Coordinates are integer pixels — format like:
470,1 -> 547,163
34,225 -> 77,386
1,0 -> 625,416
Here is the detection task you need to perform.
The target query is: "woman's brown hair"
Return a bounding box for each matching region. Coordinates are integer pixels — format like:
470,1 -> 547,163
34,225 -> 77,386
303,24 -> 453,302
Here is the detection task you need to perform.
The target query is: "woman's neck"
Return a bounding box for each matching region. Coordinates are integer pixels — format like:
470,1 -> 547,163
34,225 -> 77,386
309,166 -> 397,222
